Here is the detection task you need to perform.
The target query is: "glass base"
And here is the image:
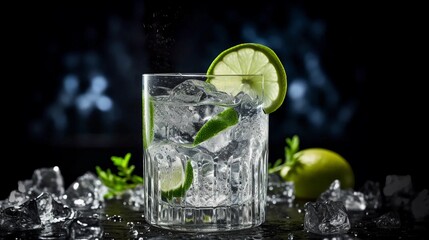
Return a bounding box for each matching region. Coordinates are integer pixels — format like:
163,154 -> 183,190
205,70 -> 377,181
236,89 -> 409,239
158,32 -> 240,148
145,202 -> 265,232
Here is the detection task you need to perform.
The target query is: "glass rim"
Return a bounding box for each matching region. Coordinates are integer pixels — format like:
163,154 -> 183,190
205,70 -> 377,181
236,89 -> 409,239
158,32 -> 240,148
142,73 -> 264,77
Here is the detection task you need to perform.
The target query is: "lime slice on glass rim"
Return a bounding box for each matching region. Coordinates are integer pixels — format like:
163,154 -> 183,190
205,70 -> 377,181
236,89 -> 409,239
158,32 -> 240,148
192,43 -> 287,145
160,160 -> 194,200
207,43 -> 287,114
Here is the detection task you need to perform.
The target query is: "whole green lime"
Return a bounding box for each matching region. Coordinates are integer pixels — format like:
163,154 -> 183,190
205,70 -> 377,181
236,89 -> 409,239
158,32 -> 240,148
280,148 -> 355,200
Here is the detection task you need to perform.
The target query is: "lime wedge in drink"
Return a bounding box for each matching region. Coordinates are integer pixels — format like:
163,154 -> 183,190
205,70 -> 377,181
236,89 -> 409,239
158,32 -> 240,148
207,43 -> 287,114
193,107 -> 239,146
161,160 -> 194,200
142,96 -> 154,149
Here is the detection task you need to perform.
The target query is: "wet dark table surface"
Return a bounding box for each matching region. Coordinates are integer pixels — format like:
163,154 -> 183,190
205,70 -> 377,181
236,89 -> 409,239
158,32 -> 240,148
2,198 -> 428,239
100,199 -> 428,240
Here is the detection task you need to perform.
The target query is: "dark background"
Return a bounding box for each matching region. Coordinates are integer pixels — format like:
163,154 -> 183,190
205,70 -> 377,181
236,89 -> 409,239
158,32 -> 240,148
3,1 -> 427,199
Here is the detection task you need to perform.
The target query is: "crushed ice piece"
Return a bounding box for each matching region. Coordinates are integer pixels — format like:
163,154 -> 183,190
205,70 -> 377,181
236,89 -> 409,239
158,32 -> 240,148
0,191 -> 77,233
411,189 -> 429,220
3,190 -> 30,209
383,175 -> 413,197
0,198 -> 43,232
319,179 -> 342,200
17,179 -> 33,193
267,174 -> 295,204
319,180 -> 366,211
383,175 -> 414,209
342,190 -> 366,211
304,200 -> 351,235
374,211 -> 401,228
35,192 -> 76,224
107,214 -> 123,222
70,217 -> 103,239
38,223 -> 69,239
0,167 -> 112,236
62,172 -> 108,210
31,166 -> 65,197
360,180 -> 382,210
122,184 -> 144,208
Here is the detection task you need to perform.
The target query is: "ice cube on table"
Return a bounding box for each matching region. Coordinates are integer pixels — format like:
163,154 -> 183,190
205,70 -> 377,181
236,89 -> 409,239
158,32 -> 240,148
267,174 -> 295,204
11,167 -> 65,199
70,217 -> 103,239
122,184 -> 145,208
35,192 -> 76,224
18,179 -> 33,193
0,191 -> 76,233
0,166 -> 111,236
0,197 -> 43,232
411,189 -> 429,221
360,180 -> 382,210
319,179 -> 366,211
383,175 -> 414,209
342,190 -> 366,211
62,172 -> 108,210
319,179 -> 342,201
374,211 -> 401,228
383,175 -> 413,197
304,200 -> 351,235
31,166 -> 65,197
38,222 -> 69,239
2,190 -> 30,209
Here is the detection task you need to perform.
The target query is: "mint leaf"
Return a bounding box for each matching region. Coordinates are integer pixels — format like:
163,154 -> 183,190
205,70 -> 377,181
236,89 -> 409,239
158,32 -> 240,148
268,135 -> 301,174
96,153 -> 143,199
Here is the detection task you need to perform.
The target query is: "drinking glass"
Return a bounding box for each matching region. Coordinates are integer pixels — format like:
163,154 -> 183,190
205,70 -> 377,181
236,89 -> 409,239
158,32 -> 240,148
142,73 -> 268,232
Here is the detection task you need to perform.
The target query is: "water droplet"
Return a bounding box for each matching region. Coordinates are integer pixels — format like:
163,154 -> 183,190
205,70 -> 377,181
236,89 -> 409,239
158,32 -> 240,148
129,229 -> 139,237
107,215 -> 123,222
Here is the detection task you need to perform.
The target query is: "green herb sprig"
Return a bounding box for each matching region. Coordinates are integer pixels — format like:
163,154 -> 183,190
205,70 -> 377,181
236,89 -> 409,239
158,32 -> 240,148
268,135 -> 301,174
96,153 -> 143,199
